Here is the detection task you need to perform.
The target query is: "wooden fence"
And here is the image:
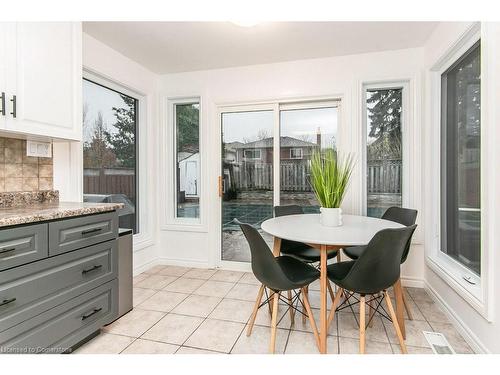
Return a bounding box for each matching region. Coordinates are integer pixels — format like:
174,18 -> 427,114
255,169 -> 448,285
229,159 -> 402,193
83,168 -> 136,199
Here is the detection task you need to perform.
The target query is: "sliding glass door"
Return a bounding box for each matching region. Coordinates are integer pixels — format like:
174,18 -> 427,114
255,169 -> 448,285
220,101 -> 339,264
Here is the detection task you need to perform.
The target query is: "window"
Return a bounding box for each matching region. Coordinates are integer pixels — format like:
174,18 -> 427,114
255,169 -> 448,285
174,100 -> 200,220
82,78 -> 139,233
289,148 -> 303,159
365,87 -> 403,218
243,149 -> 261,160
441,41 -> 481,275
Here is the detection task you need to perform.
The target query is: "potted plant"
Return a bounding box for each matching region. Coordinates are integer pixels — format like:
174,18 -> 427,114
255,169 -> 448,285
310,149 -> 355,227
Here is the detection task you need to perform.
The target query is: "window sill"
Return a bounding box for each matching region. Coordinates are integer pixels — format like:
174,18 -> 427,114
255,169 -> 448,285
161,220 -> 208,233
425,254 -> 489,320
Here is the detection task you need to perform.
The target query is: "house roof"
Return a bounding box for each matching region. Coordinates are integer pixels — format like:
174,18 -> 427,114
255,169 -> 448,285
234,136 -> 318,149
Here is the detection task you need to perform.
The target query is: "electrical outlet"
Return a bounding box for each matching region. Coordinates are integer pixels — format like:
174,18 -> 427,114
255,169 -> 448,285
26,141 -> 52,158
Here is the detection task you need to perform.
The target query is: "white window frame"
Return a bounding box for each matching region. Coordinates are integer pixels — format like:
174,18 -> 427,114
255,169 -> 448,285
243,149 -> 261,160
425,23 -> 492,319
361,81 -> 411,217
82,70 -> 152,251
289,148 -> 303,159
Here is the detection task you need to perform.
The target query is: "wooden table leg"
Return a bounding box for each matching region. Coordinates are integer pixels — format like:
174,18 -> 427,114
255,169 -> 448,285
319,244 -> 328,354
393,278 -> 406,339
272,237 -> 281,257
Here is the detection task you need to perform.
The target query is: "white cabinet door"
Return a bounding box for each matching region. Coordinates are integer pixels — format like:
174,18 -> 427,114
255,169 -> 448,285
0,23 -> 9,130
5,22 -> 82,141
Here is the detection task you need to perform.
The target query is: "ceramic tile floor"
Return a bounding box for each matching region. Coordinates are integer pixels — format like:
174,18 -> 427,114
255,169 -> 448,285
74,265 -> 474,354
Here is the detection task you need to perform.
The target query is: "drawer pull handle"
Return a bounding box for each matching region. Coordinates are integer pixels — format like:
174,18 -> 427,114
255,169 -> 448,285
0,247 -> 16,255
81,307 -> 103,321
82,265 -> 103,275
0,298 -> 16,307
81,228 -> 102,236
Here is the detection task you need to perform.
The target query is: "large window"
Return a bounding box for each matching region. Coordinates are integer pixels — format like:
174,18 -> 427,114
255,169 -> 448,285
441,41 -> 481,275
365,87 -> 403,218
174,100 -> 200,220
83,78 -> 139,233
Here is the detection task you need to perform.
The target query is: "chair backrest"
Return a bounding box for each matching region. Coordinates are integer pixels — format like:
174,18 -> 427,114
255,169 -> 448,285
340,225 -> 417,295
239,223 -> 292,291
382,207 -> 418,263
274,205 -> 304,217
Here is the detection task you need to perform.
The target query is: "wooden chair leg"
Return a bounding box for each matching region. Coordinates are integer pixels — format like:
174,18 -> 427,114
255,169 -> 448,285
267,288 -> 274,316
401,287 -> 413,320
247,284 -> 265,336
327,287 -> 343,332
327,280 -> 335,303
367,294 -> 376,328
359,295 -> 366,354
269,291 -> 280,354
302,286 -> 308,324
384,291 -> 408,354
287,290 -> 295,325
302,287 -> 320,351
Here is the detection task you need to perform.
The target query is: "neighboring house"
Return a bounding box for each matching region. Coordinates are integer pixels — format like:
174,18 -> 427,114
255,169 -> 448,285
223,141 -> 244,163
231,136 -> 319,163
178,151 -> 199,197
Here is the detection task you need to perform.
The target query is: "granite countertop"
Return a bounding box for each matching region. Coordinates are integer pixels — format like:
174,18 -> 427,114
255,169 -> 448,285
0,202 -> 124,228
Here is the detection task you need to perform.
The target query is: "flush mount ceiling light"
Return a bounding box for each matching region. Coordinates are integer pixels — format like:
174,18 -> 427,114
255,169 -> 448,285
231,20 -> 261,27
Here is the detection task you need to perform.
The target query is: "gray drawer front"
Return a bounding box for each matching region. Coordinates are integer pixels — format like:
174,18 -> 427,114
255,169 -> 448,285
49,212 -> 118,256
0,280 -> 117,353
0,240 -> 117,332
0,224 -> 48,271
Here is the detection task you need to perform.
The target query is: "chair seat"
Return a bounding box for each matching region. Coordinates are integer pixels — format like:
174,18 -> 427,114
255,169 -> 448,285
275,256 -> 320,290
342,245 -> 366,260
326,261 -> 355,283
281,239 -> 338,263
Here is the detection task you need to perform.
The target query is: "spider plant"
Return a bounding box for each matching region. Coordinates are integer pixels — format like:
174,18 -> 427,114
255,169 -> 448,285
309,149 -> 355,208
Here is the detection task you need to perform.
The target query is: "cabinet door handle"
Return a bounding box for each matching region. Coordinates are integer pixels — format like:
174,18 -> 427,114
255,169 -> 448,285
0,92 -> 5,116
0,298 -> 16,307
81,228 -> 102,236
10,95 -> 16,118
0,247 -> 16,255
82,264 -> 103,275
81,307 -> 103,321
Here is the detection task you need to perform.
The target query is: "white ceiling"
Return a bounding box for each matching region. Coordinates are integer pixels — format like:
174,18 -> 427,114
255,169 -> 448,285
83,22 -> 439,75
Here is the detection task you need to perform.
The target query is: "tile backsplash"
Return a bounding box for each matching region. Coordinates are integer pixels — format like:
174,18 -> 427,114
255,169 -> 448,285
0,137 -> 53,192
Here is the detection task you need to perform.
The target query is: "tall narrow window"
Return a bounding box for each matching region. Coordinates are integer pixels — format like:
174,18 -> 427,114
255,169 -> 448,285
174,100 -> 200,219
441,41 -> 481,275
365,87 -> 403,218
82,78 -> 139,233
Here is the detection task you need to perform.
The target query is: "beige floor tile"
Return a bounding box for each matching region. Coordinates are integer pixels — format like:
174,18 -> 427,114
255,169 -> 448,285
306,290 -> 334,310
416,300 -> 449,323
157,265 -> 191,277
103,309 -> 165,337
391,295 -> 426,321
142,313 -> 204,345
193,280 -> 235,298
73,333 -> 134,354
232,325 -> 289,354
338,313 -> 390,343
138,291 -> 188,312
225,283 -> 261,301
171,294 -> 222,317
428,321 -> 474,354
391,344 -> 434,354
176,346 -> 222,354
210,270 -> 245,283
185,319 -> 245,353
133,288 -> 157,307
143,265 -> 167,274
121,339 -> 179,354
384,319 -> 433,348
285,330 -> 338,354
406,287 -> 434,303
282,307 -> 330,335
163,277 -> 206,294
253,303 -> 289,328
339,337 -> 393,354
238,273 -> 261,285
209,298 -> 255,323
183,268 -> 217,280
133,273 -> 149,285
135,275 -> 178,290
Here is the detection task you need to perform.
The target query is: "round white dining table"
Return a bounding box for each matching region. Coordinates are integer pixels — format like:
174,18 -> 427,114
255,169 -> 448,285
261,213 -> 405,354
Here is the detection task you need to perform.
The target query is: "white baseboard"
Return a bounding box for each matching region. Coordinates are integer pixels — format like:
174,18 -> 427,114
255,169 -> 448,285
424,281 -> 488,354
401,276 -> 425,288
155,257 -> 212,269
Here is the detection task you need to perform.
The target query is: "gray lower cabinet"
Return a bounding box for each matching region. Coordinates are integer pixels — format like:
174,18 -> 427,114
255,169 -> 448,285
0,211 -> 120,354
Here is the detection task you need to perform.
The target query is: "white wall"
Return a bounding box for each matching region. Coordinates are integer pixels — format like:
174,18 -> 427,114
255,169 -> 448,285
53,33 -> 160,273
423,22 -> 500,353
158,47 -> 426,285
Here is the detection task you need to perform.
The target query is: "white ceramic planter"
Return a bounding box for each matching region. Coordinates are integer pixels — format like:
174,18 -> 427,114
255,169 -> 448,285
320,207 -> 343,227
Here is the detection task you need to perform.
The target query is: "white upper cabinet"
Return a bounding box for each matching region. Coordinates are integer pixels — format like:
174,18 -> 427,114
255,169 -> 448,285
0,23 -> 8,130
1,22 -> 82,141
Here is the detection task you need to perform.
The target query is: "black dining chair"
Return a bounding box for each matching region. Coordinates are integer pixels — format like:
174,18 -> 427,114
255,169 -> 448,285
327,225 -> 417,354
342,207 -> 418,321
240,223 -> 321,353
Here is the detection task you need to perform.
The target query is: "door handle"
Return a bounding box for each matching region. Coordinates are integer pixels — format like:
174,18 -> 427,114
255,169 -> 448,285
10,95 -> 16,118
81,228 -> 102,236
0,92 -> 5,116
218,176 -> 223,197
0,298 -> 16,307
81,307 -> 103,321
82,264 -> 103,275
